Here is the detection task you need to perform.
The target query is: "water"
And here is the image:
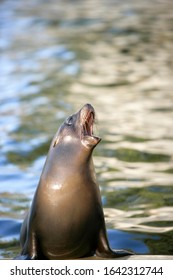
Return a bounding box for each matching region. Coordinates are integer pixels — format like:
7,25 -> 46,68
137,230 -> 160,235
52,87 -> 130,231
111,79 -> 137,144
0,0 -> 173,259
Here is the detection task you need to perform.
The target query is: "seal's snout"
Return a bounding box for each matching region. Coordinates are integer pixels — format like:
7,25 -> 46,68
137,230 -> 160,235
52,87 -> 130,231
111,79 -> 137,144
81,103 -> 95,116
84,103 -> 94,110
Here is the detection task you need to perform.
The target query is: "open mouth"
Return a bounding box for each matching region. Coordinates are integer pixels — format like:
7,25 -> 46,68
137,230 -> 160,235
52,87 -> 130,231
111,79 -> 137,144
80,104 -> 101,148
83,111 -> 95,137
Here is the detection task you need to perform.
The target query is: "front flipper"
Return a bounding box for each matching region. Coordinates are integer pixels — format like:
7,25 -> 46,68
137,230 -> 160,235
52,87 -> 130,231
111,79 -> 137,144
96,227 -> 134,258
21,231 -> 38,260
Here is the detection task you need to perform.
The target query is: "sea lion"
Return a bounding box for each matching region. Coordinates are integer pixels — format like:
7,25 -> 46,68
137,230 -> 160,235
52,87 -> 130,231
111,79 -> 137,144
17,103 -> 133,259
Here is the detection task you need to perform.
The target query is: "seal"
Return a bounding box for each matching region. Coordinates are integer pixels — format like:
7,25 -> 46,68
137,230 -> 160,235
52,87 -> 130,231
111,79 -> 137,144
17,104 -> 133,259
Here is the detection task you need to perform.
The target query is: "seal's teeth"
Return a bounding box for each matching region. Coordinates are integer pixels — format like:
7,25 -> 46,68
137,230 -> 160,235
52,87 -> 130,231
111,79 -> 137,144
90,123 -> 93,135
85,122 -> 90,136
84,124 -> 87,135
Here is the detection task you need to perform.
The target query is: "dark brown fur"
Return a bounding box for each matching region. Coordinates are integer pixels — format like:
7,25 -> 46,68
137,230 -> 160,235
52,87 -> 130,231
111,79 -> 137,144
17,104 -> 133,259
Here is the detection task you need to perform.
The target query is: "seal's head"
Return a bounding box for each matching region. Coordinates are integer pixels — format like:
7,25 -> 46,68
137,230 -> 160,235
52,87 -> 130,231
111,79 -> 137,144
52,104 -> 101,150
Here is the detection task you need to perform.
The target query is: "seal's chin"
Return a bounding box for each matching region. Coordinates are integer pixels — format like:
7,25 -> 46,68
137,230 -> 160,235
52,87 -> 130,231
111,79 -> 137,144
81,105 -> 101,148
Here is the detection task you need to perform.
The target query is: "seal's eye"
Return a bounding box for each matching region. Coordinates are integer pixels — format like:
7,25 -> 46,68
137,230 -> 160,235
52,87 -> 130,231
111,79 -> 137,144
65,116 -> 73,126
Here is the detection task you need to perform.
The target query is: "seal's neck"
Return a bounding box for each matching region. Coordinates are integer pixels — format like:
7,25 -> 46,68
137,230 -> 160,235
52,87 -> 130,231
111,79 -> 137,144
49,141 -> 94,168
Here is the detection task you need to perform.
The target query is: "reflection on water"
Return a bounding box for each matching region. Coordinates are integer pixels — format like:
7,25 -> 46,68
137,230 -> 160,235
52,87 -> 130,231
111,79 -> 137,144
0,0 -> 173,258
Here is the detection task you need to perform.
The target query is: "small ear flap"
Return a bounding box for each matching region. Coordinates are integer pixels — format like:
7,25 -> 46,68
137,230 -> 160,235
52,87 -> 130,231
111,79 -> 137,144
53,137 -> 59,147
